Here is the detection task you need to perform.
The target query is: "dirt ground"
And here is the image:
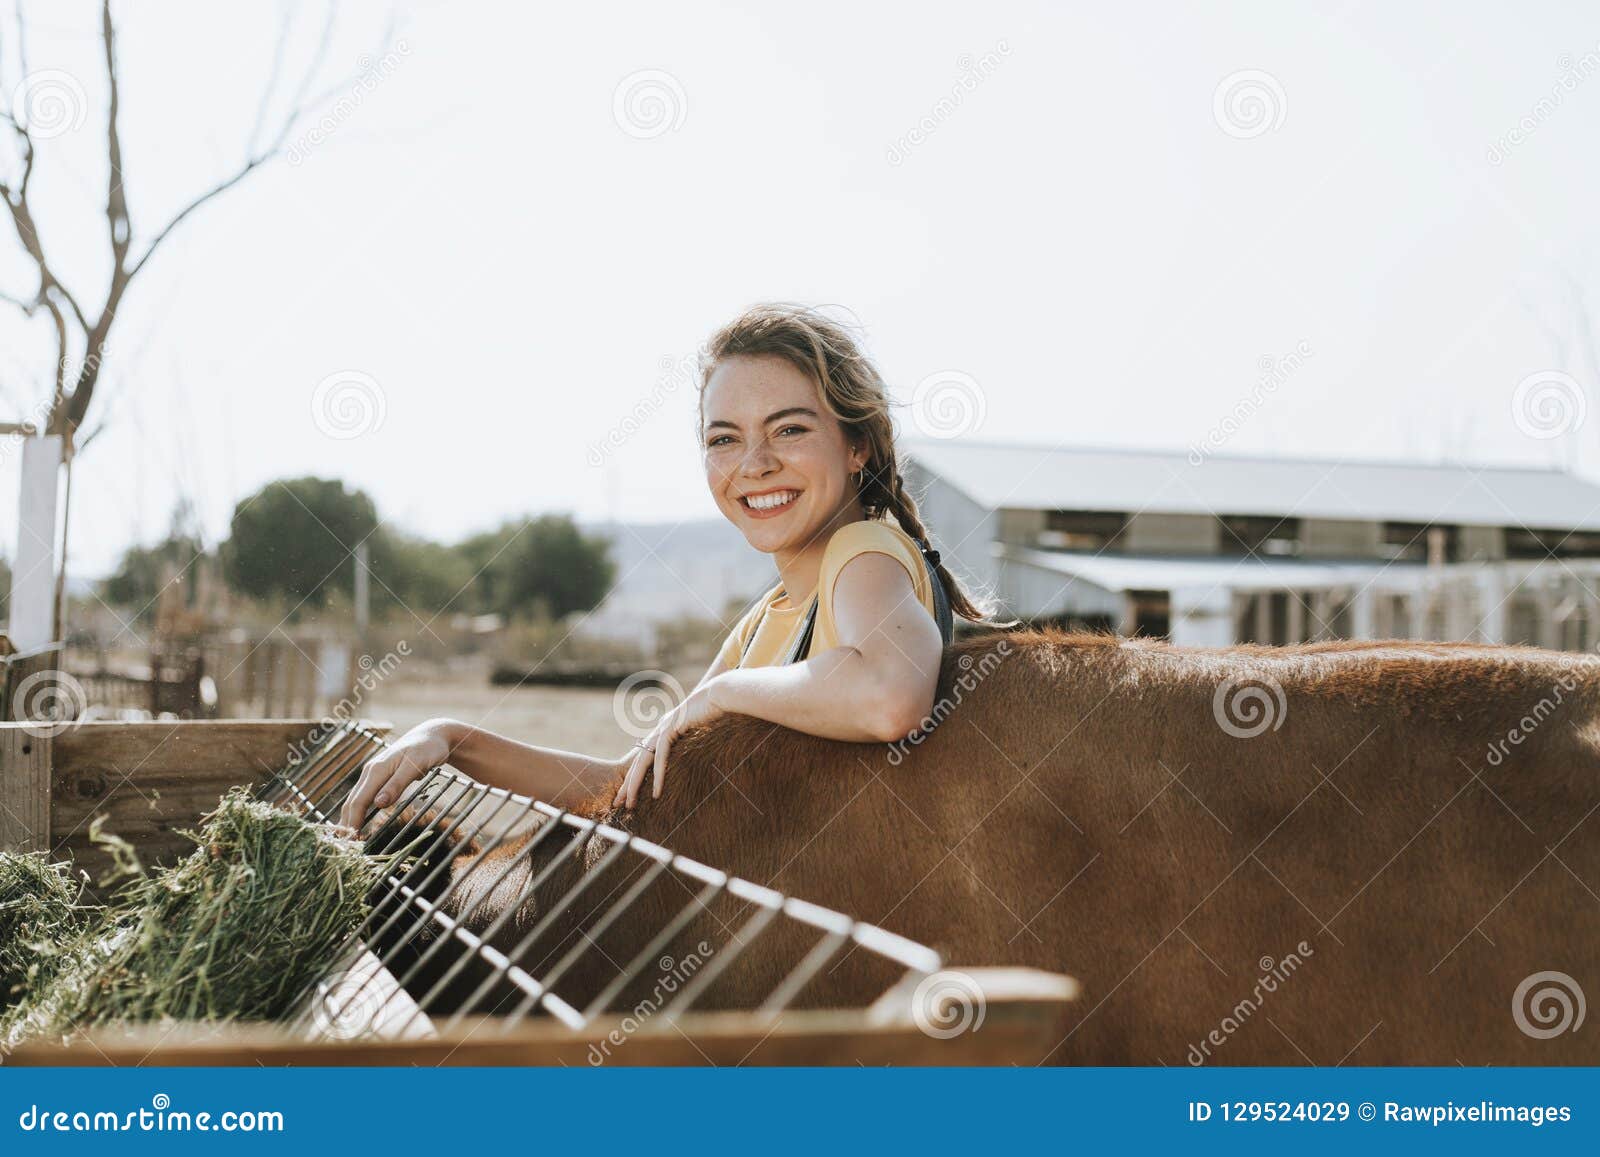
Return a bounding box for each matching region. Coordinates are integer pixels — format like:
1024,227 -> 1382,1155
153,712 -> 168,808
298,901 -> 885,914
358,657 -> 705,760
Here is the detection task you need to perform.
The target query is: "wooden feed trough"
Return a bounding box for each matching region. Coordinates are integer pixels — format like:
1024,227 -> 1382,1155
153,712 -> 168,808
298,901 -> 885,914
2,718 -> 1077,1065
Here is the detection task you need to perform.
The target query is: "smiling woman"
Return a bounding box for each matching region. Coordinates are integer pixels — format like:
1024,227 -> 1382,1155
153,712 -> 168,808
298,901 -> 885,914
340,303 -> 992,830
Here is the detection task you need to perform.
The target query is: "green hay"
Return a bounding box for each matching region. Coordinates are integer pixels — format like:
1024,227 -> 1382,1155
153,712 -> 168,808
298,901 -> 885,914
2,790 -> 395,1048
0,852 -> 89,1011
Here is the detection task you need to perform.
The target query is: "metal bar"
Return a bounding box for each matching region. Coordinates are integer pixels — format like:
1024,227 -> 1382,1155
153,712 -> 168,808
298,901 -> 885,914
580,878 -> 726,1023
269,728 -> 949,1039
389,809 -> 578,1037
659,903 -> 779,1025
487,847 -> 670,1032
360,787 -> 525,956
296,735 -> 377,819
278,724 -> 368,791
300,729 -> 385,814
758,928 -> 850,1017
385,879 -> 571,1025
281,771 -> 480,1032
355,766 -> 455,845
439,850 -> 672,1034
254,726 -> 368,810
284,790 -> 534,1036
531,806 -> 941,974
355,774 -> 478,929
320,781 -> 493,1029
261,726 -> 404,828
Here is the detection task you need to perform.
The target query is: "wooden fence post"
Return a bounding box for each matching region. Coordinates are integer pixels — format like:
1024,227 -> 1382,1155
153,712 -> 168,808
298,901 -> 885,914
0,725 -> 51,852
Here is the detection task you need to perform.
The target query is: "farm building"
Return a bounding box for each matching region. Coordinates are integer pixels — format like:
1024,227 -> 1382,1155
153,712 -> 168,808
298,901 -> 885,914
905,440 -> 1600,650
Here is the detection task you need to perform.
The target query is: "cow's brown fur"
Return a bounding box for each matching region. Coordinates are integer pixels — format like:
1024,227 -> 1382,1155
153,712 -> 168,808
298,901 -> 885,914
415,629 -> 1600,1064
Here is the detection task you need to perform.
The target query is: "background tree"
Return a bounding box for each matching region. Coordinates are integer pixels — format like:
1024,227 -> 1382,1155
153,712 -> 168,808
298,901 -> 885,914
102,531 -> 205,617
367,532 -> 475,617
0,1 -> 354,439
220,477 -> 378,616
217,478 -> 617,626
101,496 -> 207,617
457,515 -> 616,621
0,2 -> 387,636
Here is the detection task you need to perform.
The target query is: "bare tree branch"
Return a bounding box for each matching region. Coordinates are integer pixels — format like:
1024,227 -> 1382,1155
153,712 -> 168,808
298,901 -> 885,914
75,421 -> 108,451
2,0 -> 377,437
103,0 -> 130,275
124,3 -> 339,285
279,3 -> 338,134
0,88 -> 94,341
248,8 -> 296,155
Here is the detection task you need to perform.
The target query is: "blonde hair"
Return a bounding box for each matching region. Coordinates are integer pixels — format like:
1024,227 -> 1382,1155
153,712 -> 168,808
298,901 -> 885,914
698,302 -> 989,623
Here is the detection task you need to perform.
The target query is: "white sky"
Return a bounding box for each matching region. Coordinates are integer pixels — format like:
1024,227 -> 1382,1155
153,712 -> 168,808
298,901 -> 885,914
4,0 -> 1600,578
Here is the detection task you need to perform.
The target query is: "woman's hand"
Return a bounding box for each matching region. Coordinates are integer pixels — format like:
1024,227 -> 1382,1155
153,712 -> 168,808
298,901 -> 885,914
613,677 -> 731,810
339,719 -> 457,832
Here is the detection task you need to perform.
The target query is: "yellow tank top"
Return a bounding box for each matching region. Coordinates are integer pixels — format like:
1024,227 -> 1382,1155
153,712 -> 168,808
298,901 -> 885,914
715,519 -> 938,670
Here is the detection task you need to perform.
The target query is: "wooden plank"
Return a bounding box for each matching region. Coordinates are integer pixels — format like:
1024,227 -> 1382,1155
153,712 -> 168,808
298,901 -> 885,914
1,645 -> 63,722
0,724 -> 51,851
5,982 -> 1078,1067
44,719 -> 390,883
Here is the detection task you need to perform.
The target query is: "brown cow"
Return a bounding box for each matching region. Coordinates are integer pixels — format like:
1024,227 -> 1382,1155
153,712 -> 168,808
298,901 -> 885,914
383,629 -> 1600,1065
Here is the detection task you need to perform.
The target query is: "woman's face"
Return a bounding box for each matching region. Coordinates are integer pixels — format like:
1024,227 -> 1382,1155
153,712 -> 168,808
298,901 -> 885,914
701,354 -> 865,557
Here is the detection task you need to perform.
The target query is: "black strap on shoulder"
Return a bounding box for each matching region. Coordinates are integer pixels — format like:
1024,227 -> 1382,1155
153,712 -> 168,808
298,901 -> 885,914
734,588 -> 776,668
920,537 -> 955,647
757,536 -> 952,667
785,596 -> 819,665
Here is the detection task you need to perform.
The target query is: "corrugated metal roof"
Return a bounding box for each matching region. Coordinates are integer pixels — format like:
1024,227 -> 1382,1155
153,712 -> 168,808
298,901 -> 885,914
998,544 -> 1426,594
905,440 -> 1600,531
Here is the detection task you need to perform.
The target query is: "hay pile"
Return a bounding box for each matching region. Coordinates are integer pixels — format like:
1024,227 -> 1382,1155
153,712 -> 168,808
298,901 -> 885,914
0,790 -> 394,1047
0,852 -> 88,1012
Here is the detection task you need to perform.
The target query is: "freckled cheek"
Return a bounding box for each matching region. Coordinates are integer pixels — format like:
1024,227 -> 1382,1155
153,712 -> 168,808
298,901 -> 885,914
704,459 -> 737,505
784,448 -> 829,499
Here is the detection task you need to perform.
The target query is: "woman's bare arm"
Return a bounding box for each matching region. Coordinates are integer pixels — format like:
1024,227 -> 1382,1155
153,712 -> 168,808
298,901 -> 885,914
339,719 -> 628,828
438,722 -> 629,805
615,552 -> 943,808
445,649 -> 732,799
340,653 -> 736,829
707,552 -> 942,742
